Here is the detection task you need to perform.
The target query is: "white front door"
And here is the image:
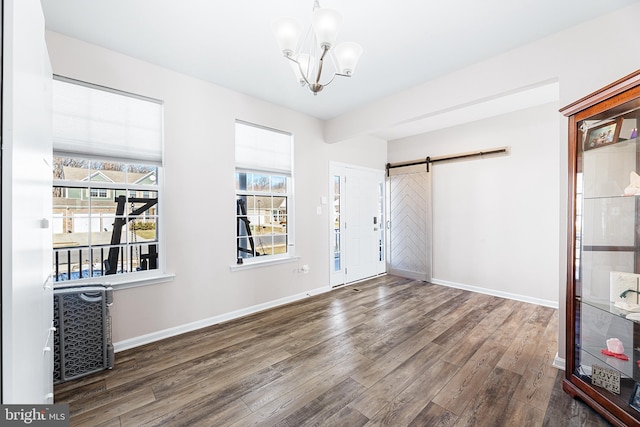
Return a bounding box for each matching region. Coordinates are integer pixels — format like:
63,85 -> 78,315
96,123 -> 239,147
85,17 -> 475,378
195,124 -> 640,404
330,164 -> 385,286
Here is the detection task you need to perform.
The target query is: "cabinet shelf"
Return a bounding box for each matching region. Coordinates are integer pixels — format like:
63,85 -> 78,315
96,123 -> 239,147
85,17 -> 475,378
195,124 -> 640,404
580,297 -> 636,319
583,195 -> 640,201
579,345 -> 635,379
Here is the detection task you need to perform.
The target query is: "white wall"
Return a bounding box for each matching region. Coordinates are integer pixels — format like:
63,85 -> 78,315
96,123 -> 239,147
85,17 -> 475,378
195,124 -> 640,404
44,31 -> 387,348
2,0 -> 53,403
389,102 -> 560,306
327,1 -> 640,365
325,3 -> 640,144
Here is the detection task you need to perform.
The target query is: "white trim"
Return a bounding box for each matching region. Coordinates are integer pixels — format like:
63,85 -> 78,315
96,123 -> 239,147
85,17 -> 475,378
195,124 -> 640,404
109,272 -> 175,290
113,283 -> 332,352
53,272 -> 175,290
113,274 -> 560,353
54,74 -> 163,104
328,165 -> 344,286
332,273 -> 387,288
229,255 -> 300,271
235,172 -> 295,262
431,278 -> 558,309
329,161 -> 385,175
553,353 -> 566,371
53,178 -> 158,192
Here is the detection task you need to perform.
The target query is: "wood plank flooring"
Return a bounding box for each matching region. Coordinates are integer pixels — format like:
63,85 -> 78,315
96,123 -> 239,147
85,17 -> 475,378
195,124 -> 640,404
55,275 -> 612,426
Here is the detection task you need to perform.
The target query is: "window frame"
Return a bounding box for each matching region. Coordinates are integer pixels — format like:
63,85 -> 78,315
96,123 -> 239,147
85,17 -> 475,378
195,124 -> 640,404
234,121 -> 295,268
52,156 -> 168,287
235,170 -> 292,262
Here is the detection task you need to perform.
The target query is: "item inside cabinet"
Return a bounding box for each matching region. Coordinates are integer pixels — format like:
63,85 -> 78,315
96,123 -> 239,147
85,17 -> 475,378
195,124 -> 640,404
592,364 -> 622,394
631,383 -> 640,412
624,171 -> 640,196
612,271 -> 640,312
583,118 -> 623,150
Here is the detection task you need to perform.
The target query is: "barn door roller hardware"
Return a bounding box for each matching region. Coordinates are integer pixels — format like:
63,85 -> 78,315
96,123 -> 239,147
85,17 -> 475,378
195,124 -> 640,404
385,146 -> 509,176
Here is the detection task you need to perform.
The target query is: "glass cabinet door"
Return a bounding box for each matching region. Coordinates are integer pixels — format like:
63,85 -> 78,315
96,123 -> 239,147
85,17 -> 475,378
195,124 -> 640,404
574,100 -> 640,412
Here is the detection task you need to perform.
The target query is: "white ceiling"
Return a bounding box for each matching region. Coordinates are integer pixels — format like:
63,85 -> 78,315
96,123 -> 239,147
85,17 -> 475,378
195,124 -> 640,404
40,0 -> 638,126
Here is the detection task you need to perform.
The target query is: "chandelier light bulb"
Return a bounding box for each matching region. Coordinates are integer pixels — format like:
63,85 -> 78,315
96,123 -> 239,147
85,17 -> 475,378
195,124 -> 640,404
290,53 -> 315,85
312,8 -> 341,49
272,17 -> 302,56
334,42 -> 363,75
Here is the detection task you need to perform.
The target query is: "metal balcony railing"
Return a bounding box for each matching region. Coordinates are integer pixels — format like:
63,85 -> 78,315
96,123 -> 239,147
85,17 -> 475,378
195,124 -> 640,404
53,243 -> 158,282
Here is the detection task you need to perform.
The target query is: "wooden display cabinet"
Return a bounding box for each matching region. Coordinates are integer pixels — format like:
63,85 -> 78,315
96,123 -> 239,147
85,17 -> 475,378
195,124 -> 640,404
562,69 -> 640,426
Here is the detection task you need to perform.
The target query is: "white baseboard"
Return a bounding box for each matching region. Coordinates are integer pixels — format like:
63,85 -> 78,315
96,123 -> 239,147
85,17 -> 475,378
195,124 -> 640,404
113,284 -> 332,352
115,277 -> 560,353
553,353 -> 566,370
430,278 -> 559,309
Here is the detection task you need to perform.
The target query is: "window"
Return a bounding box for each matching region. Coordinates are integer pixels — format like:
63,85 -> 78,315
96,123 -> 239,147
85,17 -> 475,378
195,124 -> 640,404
332,175 -> 342,272
90,188 -> 108,198
52,77 -> 163,283
235,121 -> 293,262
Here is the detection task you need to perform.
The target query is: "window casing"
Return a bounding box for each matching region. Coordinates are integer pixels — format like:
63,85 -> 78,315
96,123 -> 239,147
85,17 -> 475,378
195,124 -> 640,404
235,121 -> 293,263
52,77 -> 164,284
53,156 -> 160,282
236,171 -> 290,259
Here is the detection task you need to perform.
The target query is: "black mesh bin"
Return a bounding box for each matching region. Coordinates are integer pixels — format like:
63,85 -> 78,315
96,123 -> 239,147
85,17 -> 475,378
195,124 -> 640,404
53,284 -> 114,384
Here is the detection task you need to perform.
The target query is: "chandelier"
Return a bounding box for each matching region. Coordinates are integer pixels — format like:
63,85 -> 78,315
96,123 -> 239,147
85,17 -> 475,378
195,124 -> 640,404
272,1 -> 363,95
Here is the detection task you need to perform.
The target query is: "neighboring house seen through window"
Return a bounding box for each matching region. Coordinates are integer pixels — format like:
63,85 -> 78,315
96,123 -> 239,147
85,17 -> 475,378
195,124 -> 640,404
235,121 -> 293,263
52,77 -> 163,283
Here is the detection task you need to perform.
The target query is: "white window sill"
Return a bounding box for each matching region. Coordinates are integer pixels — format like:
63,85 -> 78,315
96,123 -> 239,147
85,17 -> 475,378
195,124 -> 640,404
230,256 -> 300,272
53,272 -> 175,291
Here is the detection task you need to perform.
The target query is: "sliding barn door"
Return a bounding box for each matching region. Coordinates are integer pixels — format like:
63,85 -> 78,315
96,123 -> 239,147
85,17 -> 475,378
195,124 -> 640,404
387,167 -> 432,282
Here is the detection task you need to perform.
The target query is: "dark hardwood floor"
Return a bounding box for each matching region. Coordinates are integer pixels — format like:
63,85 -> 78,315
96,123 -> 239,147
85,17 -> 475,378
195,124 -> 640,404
55,275 -> 612,426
